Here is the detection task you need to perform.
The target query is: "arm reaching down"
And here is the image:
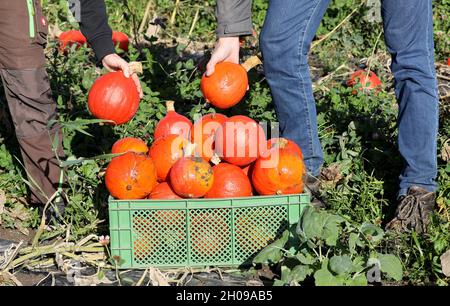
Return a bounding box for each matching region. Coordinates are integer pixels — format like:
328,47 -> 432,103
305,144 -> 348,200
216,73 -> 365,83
206,0 -> 253,76
69,0 -> 142,98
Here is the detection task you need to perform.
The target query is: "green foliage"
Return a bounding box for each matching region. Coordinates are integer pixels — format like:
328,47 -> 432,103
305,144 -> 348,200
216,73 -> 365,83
254,206 -> 403,286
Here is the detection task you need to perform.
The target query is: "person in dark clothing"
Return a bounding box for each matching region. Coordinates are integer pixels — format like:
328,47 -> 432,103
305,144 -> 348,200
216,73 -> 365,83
206,0 -> 438,234
0,0 -> 142,214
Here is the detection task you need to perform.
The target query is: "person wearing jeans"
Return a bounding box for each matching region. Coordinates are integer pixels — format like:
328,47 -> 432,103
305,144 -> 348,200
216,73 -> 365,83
206,0 -> 438,233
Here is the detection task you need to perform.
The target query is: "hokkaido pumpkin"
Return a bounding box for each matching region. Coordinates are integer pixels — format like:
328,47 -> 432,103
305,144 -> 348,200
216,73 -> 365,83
200,56 -> 261,109
112,31 -> 129,52
58,30 -> 87,50
190,113 -> 227,161
267,138 -> 303,159
148,134 -> 190,182
205,163 -> 252,198
347,70 -> 382,93
111,137 -> 148,154
252,148 -> 305,195
169,157 -> 214,198
88,71 -> 140,125
214,115 -> 266,167
154,101 -> 193,139
148,182 -> 182,200
105,152 -> 158,199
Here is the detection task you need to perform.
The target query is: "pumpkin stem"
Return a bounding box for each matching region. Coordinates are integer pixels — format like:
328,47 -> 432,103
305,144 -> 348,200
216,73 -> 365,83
183,142 -> 197,157
165,100 -> 175,112
278,138 -> 288,149
210,153 -> 221,165
241,56 -> 262,72
129,61 -> 143,75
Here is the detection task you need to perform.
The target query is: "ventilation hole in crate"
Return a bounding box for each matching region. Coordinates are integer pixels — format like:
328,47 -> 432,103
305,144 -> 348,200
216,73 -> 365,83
234,206 -> 288,263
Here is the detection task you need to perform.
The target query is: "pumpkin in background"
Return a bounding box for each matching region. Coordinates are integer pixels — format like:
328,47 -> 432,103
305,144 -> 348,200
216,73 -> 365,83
58,30 -> 87,51
154,101 -> 193,139
347,70 -> 382,93
112,31 -> 129,52
169,157 -> 214,198
267,138 -> 303,159
205,163 -> 252,198
88,71 -> 140,125
214,115 -> 266,167
190,113 -> 227,161
252,147 -> 305,195
148,182 -> 182,200
235,210 -> 275,252
111,137 -> 148,154
105,152 -> 157,199
200,56 -> 261,109
148,134 -> 190,182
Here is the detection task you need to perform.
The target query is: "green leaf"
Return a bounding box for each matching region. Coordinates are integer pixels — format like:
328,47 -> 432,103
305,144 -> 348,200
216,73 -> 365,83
253,230 -> 289,265
360,223 -> 384,244
296,252 -> 316,265
377,253 -> 403,281
296,206 -> 345,246
329,255 -> 354,275
290,265 -> 313,283
349,232 -> 359,254
344,273 -> 368,286
314,267 -> 344,286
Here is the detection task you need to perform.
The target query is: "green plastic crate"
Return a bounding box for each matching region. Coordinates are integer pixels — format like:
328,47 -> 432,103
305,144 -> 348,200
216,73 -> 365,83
108,194 -> 309,269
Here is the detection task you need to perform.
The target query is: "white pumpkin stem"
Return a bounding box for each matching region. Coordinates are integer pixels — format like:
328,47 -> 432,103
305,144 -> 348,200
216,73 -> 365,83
210,153 -> 221,165
129,61 -> 143,75
241,55 -> 262,72
165,100 -> 175,112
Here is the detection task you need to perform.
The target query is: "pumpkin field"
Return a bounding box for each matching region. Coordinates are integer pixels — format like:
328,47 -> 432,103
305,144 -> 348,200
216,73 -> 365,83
0,0 -> 449,286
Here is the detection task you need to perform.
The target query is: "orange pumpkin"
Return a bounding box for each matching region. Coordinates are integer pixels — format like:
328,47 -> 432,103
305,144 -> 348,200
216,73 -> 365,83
200,56 -> 261,109
347,70 -> 382,93
133,216 -> 159,260
154,101 -> 193,140
169,157 -> 214,198
58,30 -> 87,51
190,113 -> 228,161
112,31 -> 129,52
267,138 -> 303,159
105,152 -> 158,199
205,163 -> 252,198
214,115 -> 266,167
148,182 -> 182,200
252,148 -> 305,195
111,137 -> 148,154
148,134 -> 190,182
88,71 -> 140,125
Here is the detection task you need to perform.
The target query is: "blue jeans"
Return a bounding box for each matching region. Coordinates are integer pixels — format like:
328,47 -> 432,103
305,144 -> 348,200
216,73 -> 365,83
260,0 -> 439,195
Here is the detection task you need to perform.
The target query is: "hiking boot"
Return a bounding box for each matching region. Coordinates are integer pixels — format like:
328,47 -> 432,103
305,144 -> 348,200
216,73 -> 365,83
385,186 -> 436,234
303,174 -> 327,209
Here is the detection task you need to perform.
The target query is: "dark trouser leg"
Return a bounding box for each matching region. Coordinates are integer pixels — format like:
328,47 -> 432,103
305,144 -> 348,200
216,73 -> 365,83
0,68 -> 65,205
381,0 -> 439,197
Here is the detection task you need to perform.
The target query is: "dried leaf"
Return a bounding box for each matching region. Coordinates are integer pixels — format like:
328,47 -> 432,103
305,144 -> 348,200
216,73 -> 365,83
148,267 -> 170,286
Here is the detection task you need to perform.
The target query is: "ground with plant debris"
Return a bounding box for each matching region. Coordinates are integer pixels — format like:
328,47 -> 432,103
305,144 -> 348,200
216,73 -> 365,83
0,0 -> 449,286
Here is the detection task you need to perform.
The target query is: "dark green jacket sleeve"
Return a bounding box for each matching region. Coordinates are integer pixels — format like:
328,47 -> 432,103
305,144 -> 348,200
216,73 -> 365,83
69,0 -> 115,61
216,0 -> 253,38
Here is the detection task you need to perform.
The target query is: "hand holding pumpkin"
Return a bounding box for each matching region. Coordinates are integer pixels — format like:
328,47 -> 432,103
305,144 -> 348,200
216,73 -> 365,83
205,37 -> 240,76
102,53 -> 143,98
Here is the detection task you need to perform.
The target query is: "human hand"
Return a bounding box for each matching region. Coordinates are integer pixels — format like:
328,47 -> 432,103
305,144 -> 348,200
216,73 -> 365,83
102,53 -> 143,98
205,37 -> 240,76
